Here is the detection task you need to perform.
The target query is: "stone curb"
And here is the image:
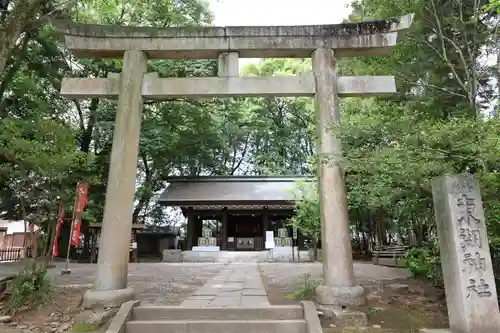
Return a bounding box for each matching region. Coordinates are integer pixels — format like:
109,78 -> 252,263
301,301 -> 323,333
106,300 -> 140,333
54,283 -> 94,289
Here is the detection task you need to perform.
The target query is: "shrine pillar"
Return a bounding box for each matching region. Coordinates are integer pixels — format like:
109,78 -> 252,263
195,216 -> 203,245
218,52 -> 239,77
186,208 -> 195,250
312,48 -> 365,312
262,208 -> 269,239
82,50 -> 147,308
220,208 -> 228,250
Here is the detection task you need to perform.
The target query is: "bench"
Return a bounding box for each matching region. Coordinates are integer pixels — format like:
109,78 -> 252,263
372,245 -> 409,268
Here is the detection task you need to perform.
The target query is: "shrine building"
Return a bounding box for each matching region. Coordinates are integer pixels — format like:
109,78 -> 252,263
159,176 -> 312,252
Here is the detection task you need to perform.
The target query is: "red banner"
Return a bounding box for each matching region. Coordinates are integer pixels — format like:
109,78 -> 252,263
52,203 -> 65,257
70,182 -> 89,247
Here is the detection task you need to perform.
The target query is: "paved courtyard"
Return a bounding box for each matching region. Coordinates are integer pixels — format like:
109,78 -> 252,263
49,261 -> 410,305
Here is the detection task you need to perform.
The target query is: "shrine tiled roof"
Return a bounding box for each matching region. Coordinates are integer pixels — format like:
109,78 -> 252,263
159,176 -> 313,206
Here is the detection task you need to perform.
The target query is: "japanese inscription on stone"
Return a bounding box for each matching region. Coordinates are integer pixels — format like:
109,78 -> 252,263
466,278 -> 492,298
455,189 -> 492,299
432,174 -> 500,332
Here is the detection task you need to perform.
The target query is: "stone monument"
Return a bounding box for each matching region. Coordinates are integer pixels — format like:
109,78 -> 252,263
422,174 -> 500,333
55,14 -> 414,310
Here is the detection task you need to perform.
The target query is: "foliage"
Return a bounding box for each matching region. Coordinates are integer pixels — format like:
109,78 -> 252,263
288,180 -> 320,242
403,242 -> 443,286
0,0 -> 220,237
480,172 -> 500,246
484,0 -> 500,13
2,266 -> 51,313
286,273 -> 320,300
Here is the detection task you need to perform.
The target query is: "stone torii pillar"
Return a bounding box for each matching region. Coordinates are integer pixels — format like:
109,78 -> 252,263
82,50 -> 147,307
55,14 -> 413,309
312,47 -> 366,310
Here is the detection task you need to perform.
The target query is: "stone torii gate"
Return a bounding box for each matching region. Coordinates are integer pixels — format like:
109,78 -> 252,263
55,14 -> 413,310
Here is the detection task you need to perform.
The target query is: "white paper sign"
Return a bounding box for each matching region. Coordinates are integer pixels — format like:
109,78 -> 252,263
265,231 -> 275,249
265,240 -> 275,249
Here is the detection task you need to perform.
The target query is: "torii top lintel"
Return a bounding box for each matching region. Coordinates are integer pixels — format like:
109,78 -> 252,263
54,14 -> 414,60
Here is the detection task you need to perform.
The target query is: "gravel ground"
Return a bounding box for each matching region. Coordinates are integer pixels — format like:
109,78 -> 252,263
50,262 -> 226,305
259,262 -> 411,294
258,262 -> 448,332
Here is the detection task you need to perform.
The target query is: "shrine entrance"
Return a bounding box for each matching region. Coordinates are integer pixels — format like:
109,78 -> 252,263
229,215 -> 262,251
159,176 -> 301,252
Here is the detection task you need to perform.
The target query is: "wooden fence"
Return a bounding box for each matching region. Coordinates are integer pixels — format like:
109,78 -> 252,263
0,247 -> 32,262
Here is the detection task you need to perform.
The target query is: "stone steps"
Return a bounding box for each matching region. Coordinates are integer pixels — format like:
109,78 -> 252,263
126,319 -> 307,333
125,304 -> 313,333
182,251 -> 268,263
327,328 -> 399,333
119,265 -> 321,333
132,305 -> 304,321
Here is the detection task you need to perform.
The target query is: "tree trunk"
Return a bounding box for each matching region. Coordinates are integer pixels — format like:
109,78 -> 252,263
367,213 -> 374,252
44,221 -> 55,258
313,238 -> 318,261
42,220 -> 57,267
0,0 -> 45,75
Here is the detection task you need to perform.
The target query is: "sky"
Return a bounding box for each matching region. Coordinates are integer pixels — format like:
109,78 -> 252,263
207,0 -> 353,67
208,0 -> 353,26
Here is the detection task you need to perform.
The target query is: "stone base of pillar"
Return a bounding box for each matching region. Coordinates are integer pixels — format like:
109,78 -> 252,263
316,284 -> 365,306
82,287 -> 135,309
316,284 -> 367,325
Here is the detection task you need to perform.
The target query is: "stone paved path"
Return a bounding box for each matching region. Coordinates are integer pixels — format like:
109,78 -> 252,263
181,263 -> 270,307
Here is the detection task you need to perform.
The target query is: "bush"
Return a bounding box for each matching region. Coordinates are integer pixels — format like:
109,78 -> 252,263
403,242 -> 443,287
2,266 -> 52,313
287,273 -> 320,300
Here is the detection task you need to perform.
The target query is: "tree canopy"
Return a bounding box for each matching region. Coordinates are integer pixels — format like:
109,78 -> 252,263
0,0 -> 499,275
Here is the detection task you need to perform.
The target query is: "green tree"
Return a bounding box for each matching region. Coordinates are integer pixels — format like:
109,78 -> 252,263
288,180 -> 321,259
